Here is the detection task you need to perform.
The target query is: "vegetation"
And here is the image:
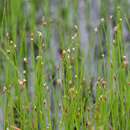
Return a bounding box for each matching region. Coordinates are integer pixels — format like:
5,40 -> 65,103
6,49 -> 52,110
0,0 -> 130,130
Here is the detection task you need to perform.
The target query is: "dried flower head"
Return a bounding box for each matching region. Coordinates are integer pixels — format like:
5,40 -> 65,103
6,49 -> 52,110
10,125 -> 21,130
99,78 -> 107,88
18,79 -> 26,90
18,80 -> 24,86
58,48 -> 66,59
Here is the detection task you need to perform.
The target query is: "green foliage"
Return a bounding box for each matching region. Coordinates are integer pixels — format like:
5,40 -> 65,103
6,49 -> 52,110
0,0 -> 130,130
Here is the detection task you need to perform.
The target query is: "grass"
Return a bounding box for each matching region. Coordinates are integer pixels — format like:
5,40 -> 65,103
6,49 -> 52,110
0,0 -> 130,130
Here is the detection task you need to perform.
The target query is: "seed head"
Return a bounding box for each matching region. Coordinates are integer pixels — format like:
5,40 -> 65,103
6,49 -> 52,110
37,31 -> 42,38
113,39 -> 116,44
3,86 -> 7,93
23,70 -> 26,75
43,99 -> 47,105
123,60 -> 128,68
14,44 -> 17,49
101,18 -> 105,23
23,57 -> 28,64
75,75 -> 77,79
42,17 -> 48,26
18,80 -> 24,86
7,49 -> 11,54
36,55 -> 42,60
6,32 -> 9,38
23,79 -> 27,84
69,80 -> 72,85
57,79 -> 62,86
114,26 -> 118,32
128,82 -> 130,86
10,126 -> 21,130
67,55 -> 70,59
74,25 -> 78,30
43,83 -> 47,87
123,55 -> 128,69
6,128 -> 9,130
42,43 -> 45,48
109,15 -> 113,20
117,6 -> 120,10
63,50 -> 66,55
94,27 -> 98,32
72,33 -> 78,40
68,87 -> 76,99
30,32 -> 34,41
18,79 -> 26,90
123,55 -> 127,60
102,54 -> 104,58
67,48 -> 71,53
10,40 -> 13,44
59,103 -> 62,110
46,86 -> 49,92
119,18 -> 122,22
113,75 -> 117,81
72,47 -> 75,51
